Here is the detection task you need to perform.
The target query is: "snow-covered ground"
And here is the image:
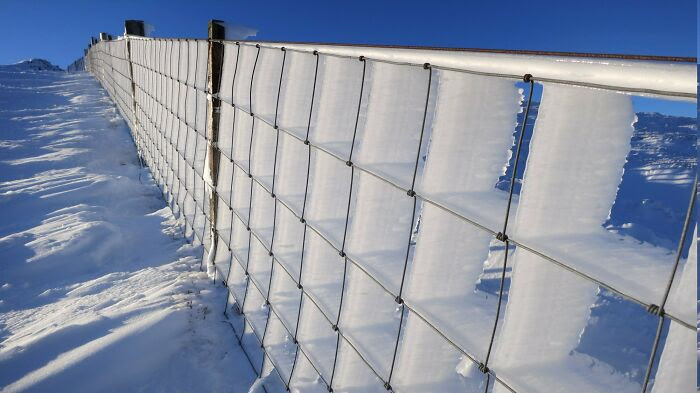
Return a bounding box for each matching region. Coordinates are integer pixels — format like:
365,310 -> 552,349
0,62 -> 257,392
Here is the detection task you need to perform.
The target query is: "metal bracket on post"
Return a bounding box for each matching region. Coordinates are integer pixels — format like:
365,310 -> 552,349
123,20 -> 145,166
204,20 -> 225,274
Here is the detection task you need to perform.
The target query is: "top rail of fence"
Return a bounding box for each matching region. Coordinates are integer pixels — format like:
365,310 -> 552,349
121,34 -> 698,99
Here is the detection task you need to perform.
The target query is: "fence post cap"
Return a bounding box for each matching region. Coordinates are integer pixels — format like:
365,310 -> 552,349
124,20 -> 145,36
208,20 -> 225,40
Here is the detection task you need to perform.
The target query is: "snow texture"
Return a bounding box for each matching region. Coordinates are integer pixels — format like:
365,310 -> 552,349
0,61 -> 257,392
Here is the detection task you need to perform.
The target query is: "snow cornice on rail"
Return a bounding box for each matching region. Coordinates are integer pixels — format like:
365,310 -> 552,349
121,34 -> 697,99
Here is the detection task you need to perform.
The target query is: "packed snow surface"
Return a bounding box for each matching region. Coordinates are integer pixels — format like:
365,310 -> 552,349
0,64 -> 257,391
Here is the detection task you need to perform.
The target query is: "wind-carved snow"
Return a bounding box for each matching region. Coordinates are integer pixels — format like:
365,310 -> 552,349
392,70 -> 521,392
492,85 -> 645,393
0,64 -> 257,392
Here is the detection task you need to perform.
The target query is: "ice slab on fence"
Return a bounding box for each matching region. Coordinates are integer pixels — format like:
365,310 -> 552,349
289,349 -> 329,393
332,339 -> 385,392
305,149 -> 352,249
402,205 -> 497,360
353,60 -> 432,188
268,262 -> 302,333
508,84 -> 679,306
296,295 -> 338,382
392,311 -> 487,392
251,120 -> 277,190
262,311 -> 297,382
195,41 -> 208,91
274,131 -> 309,215
493,84 -> 646,393
336,262 -> 402,380
651,227 -> 697,393
664,227 -> 697,325
396,70 -> 520,379
300,229 -> 345,320
231,165 -> 252,221
248,235 -> 273,296
309,55 -> 365,160
345,171 -> 415,293
232,107 -> 253,172
218,103 -> 235,159
219,42 -> 240,103
215,196 -> 233,244
252,47 -> 284,124
278,50 -> 317,138
232,44 -> 259,112
415,69 -> 521,232
272,204 -> 305,277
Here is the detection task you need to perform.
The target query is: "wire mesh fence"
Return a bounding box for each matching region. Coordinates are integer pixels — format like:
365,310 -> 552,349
84,26 -> 697,393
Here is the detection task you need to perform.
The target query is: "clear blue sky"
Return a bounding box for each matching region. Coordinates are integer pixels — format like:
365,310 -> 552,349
0,0 -> 696,115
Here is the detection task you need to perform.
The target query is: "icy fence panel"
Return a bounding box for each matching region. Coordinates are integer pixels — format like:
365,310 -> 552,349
651,226 -> 697,393
85,37 -> 697,393
492,84 -> 647,393
86,37 -> 211,251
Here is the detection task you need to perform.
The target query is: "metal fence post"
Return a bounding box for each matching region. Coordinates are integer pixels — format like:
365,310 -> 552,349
204,20 -> 225,274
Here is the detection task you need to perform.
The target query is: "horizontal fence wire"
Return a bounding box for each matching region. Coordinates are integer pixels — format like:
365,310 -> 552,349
84,34 -> 697,393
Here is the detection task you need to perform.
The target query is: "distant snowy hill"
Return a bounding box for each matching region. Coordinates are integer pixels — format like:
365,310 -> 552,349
0,59 -> 62,72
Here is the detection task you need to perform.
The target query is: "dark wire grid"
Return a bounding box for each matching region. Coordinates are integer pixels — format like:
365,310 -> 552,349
91,37 -> 695,331
86,37 -> 698,393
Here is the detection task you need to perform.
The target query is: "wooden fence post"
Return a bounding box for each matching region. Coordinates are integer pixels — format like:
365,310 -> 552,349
205,20 -> 225,274
124,20 -> 145,36
123,20 -> 145,164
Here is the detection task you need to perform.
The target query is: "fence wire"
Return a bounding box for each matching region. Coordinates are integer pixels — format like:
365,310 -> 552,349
85,35 -> 697,393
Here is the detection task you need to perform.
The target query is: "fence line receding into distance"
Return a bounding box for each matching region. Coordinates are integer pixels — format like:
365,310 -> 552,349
81,20 -> 697,393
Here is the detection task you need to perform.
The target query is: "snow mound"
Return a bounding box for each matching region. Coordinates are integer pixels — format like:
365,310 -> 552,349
0,59 -> 62,72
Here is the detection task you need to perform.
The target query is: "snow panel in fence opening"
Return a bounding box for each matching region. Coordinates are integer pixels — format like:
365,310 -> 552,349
232,44 -> 259,113
508,84 -> 685,307
492,84 -> 659,393
295,294 -> 339,383
392,309 -> 488,392
299,228 -> 345,321
651,226 -> 697,393
353,60 -> 432,189
289,347 -> 329,393
268,259 -> 302,335
251,46 -> 284,125
414,69 -> 523,233
262,310 -> 298,384
305,148 -> 353,250
277,50 -> 317,139
309,54 -> 365,160
344,171 -> 415,294
271,202 -> 305,278
336,261 -> 402,381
